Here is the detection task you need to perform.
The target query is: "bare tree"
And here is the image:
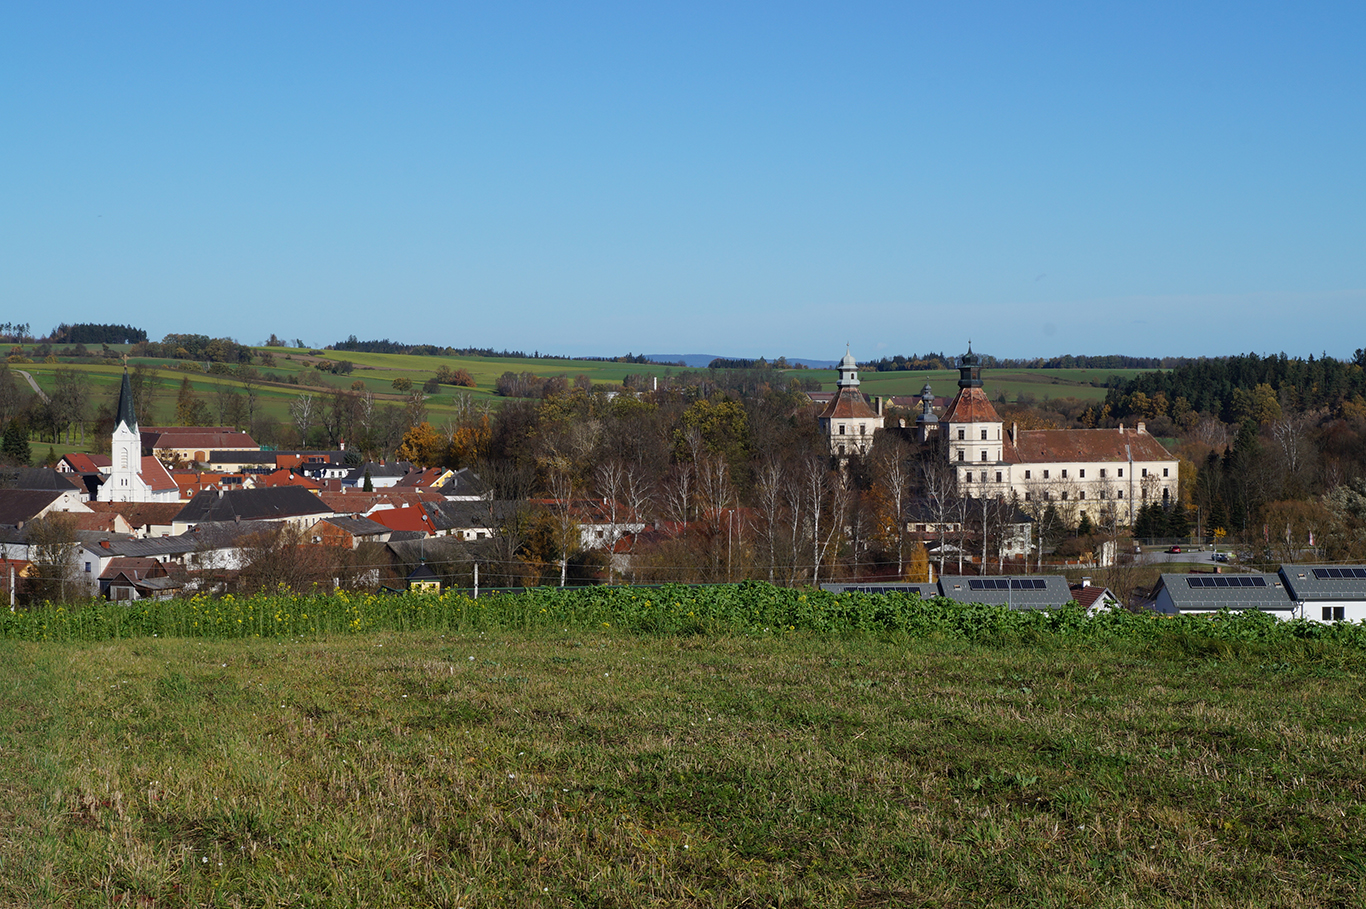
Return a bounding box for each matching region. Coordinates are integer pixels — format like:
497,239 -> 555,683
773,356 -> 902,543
290,393 -> 316,444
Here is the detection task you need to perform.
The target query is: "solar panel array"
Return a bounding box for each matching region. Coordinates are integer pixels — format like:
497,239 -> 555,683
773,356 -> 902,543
1312,568 -> 1366,580
968,578 -> 1047,590
1185,576 -> 1268,589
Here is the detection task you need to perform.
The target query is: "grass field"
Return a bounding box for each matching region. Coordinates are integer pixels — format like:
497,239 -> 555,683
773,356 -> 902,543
803,367 -> 1146,403
2,596 -> 1363,906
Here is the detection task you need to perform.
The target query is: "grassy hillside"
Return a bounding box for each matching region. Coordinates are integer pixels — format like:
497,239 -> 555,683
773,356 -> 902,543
2,619 -> 1361,907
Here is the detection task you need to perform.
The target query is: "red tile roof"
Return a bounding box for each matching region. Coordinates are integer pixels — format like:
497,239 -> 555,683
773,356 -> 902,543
316,490 -> 445,513
59,453 -> 111,473
367,506 -> 437,535
817,387 -> 879,420
140,456 -> 179,492
940,387 -> 1002,424
256,469 -> 321,490
1007,426 -> 1173,464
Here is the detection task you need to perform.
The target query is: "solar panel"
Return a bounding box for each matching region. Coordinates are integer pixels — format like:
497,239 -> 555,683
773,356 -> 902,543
1313,567 -> 1366,580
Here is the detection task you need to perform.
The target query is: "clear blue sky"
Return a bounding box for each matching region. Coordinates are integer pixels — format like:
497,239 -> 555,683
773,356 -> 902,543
4,3 -> 1363,361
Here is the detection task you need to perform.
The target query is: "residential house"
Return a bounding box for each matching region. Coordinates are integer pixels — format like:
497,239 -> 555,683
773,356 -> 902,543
936,575 -> 1077,610
1142,572 -> 1295,619
140,427 -> 259,465
1278,565 -> 1366,623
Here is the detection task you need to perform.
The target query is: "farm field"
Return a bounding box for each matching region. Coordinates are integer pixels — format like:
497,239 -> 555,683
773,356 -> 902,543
3,584 -> 1366,907
805,367 -> 1150,403
2,610 -> 1361,908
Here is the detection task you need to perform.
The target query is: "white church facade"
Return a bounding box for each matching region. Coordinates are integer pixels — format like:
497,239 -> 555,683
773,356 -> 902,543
98,369 -> 179,503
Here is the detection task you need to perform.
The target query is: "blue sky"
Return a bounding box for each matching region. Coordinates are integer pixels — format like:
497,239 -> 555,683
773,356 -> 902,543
4,3 -> 1363,361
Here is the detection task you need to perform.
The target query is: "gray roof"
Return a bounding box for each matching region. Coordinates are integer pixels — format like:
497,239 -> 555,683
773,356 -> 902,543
1279,565 -> 1366,602
937,575 -> 1075,610
0,489 -> 66,525
423,499 -> 519,531
443,467 -> 489,498
1153,573 -> 1295,613
821,582 -> 941,598
319,515 -> 391,537
0,468 -> 85,492
347,461 -> 414,480
173,487 -> 331,524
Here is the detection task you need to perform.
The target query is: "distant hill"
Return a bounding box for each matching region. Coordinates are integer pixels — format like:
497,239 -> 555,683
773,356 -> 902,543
646,354 -> 838,369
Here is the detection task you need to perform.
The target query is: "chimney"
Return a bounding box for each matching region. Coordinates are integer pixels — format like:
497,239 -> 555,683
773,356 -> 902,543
1011,422 -> 1017,444
1081,576 -> 1091,587
877,396 -> 883,416
1118,422 -> 1124,434
1137,421 -> 1146,434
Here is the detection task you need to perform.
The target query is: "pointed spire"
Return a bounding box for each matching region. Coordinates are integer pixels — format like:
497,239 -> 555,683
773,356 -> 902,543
115,367 -> 137,431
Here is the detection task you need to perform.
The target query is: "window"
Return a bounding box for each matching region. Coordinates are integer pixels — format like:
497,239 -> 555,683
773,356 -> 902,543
859,424 -> 866,435
1100,468 -> 1107,478
1163,468 -> 1169,477
838,424 -> 845,435
839,444 -> 846,455
1079,469 -> 1085,478
1024,492 -> 1032,502
981,450 -> 988,461
995,471 -> 1002,483
1141,489 -> 1147,499
1062,469 -> 1068,478
1044,470 -> 1050,479
958,428 -> 965,440
980,471 -> 986,482
1324,606 -> 1346,621
963,472 -> 972,483
981,429 -> 988,440
1117,490 -> 1124,499
957,450 -> 964,461
1099,491 -> 1107,500
84,562 -> 91,573
1044,492 -> 1052,501
1142,468 -> 1148,477
1162,487 -> 1170,502
1118,468 -> 1124,478
1061,492 -> 1069,501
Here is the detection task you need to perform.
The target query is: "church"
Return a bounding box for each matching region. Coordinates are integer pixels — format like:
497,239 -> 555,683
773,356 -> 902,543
97,369 -> 179,503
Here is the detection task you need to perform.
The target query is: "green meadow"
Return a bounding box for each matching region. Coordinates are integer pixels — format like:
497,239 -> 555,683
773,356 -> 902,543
1,587 -> 1364,907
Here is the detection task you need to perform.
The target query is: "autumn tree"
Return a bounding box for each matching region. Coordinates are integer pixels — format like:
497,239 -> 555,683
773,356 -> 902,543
175,376 -> 211,426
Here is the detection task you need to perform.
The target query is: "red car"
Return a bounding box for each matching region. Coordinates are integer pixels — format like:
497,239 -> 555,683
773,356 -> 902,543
1166,546 -> 1182,554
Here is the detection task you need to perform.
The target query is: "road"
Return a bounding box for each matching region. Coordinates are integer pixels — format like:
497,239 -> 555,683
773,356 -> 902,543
13,369 -> 48,403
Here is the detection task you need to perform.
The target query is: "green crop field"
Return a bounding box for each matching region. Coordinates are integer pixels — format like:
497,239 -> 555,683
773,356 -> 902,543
1,585 -> 1363,907
804,367 -> 1149,403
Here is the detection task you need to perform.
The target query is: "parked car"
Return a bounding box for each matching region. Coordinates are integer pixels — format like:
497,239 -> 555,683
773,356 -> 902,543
1166,546 -> 1182,554
1211,551 -> 1230,562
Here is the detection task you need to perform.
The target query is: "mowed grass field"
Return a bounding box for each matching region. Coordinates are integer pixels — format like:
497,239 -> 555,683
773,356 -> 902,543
2,628 -> 1363,907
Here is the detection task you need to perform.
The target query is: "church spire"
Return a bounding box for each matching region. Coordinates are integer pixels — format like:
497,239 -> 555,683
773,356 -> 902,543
115,367 -> 137,432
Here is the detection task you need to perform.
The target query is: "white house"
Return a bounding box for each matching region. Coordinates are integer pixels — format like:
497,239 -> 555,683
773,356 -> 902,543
1278,565 -> 1366,623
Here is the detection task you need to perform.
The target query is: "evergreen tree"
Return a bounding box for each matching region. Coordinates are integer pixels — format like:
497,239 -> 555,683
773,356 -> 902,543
1077,511 -> 1094,537
1166,504 -> 1191,540
1,419 -> 30,466
362,468 -> 374,492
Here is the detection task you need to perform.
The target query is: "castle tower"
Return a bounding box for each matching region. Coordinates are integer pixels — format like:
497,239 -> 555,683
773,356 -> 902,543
818,347 -> 883,458
940,346 -> 1005,491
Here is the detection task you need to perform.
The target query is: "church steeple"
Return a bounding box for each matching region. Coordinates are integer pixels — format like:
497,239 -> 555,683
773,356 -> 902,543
115,367 -> 137,433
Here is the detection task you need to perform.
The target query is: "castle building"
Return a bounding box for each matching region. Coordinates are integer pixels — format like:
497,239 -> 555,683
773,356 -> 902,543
98,370 -> 178,503
818,348 -> 883,458
939,348 -> 1177,526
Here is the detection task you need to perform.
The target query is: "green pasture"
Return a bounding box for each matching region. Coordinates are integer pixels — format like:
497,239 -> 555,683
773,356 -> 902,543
801,367 -> 1149,403
2,586 -> 1363,907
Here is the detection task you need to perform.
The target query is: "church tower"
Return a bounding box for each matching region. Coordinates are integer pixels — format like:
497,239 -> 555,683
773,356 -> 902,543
102,369 -> 144,502
940,346 -> 1005,492
818,347 -> 883,458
